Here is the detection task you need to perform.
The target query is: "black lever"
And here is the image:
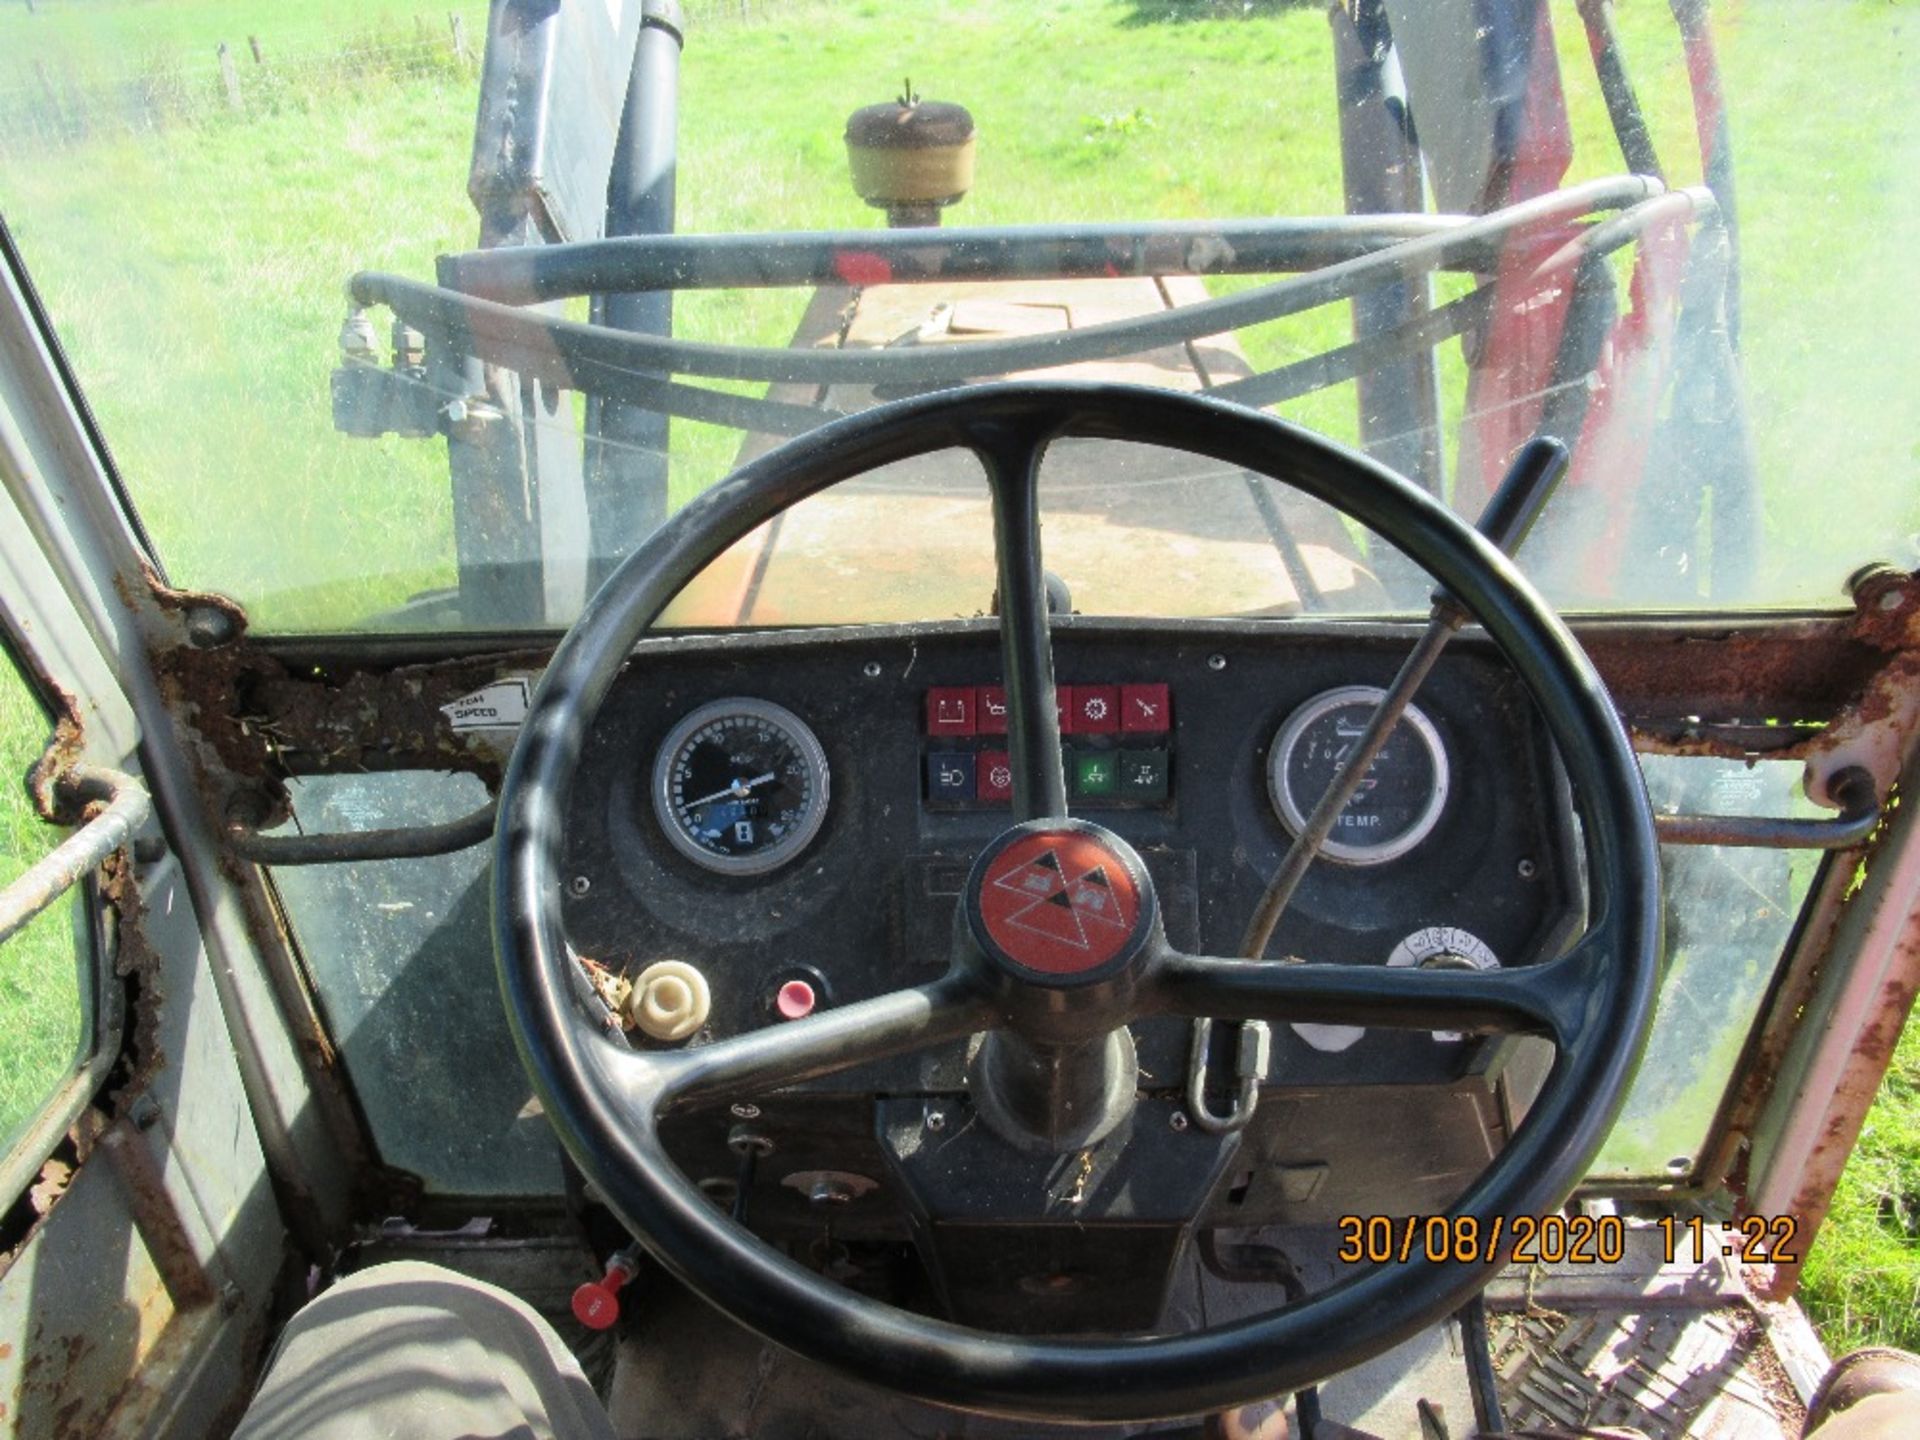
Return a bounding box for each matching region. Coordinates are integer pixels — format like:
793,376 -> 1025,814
1238,435 -> 1571,961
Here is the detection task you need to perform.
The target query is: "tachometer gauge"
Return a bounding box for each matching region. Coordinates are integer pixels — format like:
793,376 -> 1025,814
652,699 -> 830,876
1267,685 -> 1449,866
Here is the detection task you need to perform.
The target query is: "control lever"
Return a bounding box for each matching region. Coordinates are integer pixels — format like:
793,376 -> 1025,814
1185,439 -> 1570,1133
571,1244 -> 643,1332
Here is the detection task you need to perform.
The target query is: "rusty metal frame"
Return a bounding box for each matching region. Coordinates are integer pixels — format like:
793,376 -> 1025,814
1742,728 -> 1920,1295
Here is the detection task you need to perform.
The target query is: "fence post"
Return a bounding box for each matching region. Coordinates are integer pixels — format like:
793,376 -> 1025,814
248,35 -> 265,65
217,42 -> 241,109
32,57 -> 61,138
449,13 -> 472,66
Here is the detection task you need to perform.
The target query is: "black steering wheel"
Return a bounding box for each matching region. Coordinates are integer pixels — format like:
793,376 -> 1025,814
493,382 -> 1661,1424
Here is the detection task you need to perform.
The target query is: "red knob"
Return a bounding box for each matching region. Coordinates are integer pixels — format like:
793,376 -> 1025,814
571,1254 -> 636,1331
775,979 -> 817,1020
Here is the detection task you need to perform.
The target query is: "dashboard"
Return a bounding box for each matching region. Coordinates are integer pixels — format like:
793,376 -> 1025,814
560,617 -> 1582,1321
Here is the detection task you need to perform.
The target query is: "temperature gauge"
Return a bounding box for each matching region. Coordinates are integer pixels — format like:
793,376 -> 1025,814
652,699 -> 830,876
1268,686 -> 1450,865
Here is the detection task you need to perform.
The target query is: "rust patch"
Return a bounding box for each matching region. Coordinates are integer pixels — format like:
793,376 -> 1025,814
153,633 -> 538,829
1844,566 -> 1920,653
247,651 -> 540,785
1587,569 -> 1920,806
130,564 -> 524,830
23,684 -> 85,826
15,1317 -> 108,1440
25,1160 -> 72,1219
94,851 -> 166,1115
98,1124 -> 216,1310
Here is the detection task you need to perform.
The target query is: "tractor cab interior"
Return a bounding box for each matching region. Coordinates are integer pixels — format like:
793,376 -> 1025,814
0,2 -> 1917,1437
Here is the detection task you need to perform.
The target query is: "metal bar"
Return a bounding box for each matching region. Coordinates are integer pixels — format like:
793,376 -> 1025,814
1331,4 -> 1447,500
645,975 -> 994,1111
1158,950 -> 1570,1042
1654,767 -> 1879,850
541,354 -> 844,434
1213,280 -> 1491,410
0,893 -> 122,1216
438,215 -> 1478,304
354,177 -> 1665,390
1574,0 -> 1667,181
1457,1292 -> 1506,1436
228,800 -> 498,866
1670,0 -> 1740,339
1747,737 -> 1920,1296
584,0 -> 683,589
976,423 -> 1068,823
1237,438 -> 1571,960
99,1121 -> 220,1310
0,765 -> 147,946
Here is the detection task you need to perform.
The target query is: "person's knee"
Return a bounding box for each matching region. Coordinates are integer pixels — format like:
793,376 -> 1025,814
233,1261 -> 618,1440
1807,1391 -> 1920,1439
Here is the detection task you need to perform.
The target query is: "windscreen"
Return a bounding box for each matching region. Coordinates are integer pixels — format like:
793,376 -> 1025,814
0,0 -> 1912,632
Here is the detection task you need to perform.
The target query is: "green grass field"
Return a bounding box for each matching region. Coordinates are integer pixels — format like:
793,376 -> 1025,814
0,656 -> 84,1147
0,0 -> 1915,1357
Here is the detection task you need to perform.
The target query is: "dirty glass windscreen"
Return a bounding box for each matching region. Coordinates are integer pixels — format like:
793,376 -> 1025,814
0,1 -> 1914,632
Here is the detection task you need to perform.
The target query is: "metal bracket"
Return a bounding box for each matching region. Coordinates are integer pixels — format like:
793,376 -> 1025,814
1184,1017 -> 1272,1135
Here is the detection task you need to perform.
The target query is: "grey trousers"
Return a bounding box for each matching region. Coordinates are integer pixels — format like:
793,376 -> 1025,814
232,1261 -> 620,1440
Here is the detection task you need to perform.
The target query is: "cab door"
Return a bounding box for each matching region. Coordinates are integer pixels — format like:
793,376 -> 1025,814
0,225 -> 306,1435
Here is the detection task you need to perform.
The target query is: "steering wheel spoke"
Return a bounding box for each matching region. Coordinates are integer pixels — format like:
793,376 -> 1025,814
614,974 -> 999,1113
1157,941 -> 1601,1048
970,420 -> 1068,822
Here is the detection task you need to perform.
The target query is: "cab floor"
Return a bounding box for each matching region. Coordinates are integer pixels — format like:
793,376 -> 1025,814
599,1220 -> 1820,1439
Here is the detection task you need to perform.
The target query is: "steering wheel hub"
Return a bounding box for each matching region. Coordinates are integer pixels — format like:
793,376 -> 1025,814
971,823 -> 1148,979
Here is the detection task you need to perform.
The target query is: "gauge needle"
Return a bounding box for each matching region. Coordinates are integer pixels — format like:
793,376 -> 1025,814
681,772 -> 777,810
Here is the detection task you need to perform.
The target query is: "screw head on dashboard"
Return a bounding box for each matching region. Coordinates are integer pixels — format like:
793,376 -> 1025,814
1516,858 -> 1538,880
862,661 -> 883,678
730,1103 -> 761,1120
1169,1110 -> 1190,1132
567,875 -> 591,897
926,1109 -> 947,1132
1206,654 -> 1227,672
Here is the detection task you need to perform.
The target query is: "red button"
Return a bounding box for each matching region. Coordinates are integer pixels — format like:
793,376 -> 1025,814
1073,685 -> 1119,734
977,751 -> 1013,803
1121,684 -> 1171,735
978,686 -> 1009,735
926,687 -> 976,736
1056,685 -> 1076,734
775,980 -> 817,1020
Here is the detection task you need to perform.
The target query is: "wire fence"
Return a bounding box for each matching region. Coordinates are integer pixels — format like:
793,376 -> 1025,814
0,2 -> 843,152
0,15 -> 479,151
